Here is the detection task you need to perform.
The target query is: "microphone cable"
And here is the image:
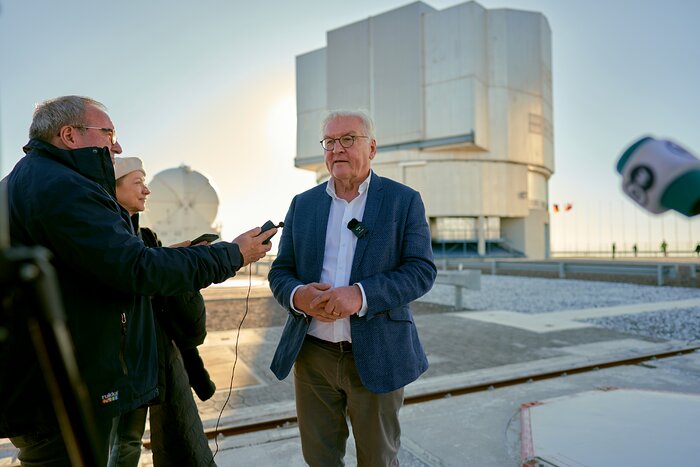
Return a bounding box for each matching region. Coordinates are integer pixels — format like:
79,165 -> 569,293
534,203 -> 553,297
209,263 -> 253,463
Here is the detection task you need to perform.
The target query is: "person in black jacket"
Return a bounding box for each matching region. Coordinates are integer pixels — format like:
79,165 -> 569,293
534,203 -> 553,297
108,156 -> 217,466
1,96 -> 277,465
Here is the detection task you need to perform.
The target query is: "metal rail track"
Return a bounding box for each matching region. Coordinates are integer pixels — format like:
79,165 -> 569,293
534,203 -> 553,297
178,343 -> 699,443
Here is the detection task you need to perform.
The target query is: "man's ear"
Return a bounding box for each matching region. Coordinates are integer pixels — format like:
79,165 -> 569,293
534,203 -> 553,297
57,125 -> 79,149
369,139 -> 377,160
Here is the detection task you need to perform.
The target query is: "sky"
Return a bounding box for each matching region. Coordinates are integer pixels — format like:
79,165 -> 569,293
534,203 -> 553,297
2,0 -> 700,255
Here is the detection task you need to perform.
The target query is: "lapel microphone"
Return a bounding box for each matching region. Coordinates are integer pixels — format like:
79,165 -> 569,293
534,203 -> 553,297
347,218 -> 369,239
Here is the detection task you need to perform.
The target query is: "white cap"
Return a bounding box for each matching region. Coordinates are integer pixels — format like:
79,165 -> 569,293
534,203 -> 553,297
114,156 -> 146,180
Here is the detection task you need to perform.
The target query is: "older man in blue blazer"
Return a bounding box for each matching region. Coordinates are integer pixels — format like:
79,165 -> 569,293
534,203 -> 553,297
269,110 -> 437,466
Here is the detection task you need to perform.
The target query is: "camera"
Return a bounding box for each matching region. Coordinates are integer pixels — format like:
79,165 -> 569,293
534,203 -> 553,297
617,136 -> 700,217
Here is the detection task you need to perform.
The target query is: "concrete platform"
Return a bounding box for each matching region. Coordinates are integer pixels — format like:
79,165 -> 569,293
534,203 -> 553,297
2,279 -> 700,466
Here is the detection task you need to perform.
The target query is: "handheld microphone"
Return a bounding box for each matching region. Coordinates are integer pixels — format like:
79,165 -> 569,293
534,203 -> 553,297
347,218 -> 369,238
258,220 -> 284,244
617,136 -> 700,217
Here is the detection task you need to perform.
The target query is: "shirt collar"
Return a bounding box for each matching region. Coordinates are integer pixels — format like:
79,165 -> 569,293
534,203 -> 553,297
326,170 -> 372,200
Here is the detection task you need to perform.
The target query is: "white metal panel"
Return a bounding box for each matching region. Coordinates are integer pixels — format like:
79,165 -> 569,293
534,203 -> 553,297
486,10 -> 509,89
528,170 -> 548,209
371,2 -> 434,145
423,75 -> 487,148
523,207 -> 549,259
486,87 -> 510,159
424,77 -> 475,140
403,163 -> 427,194
420,160 -> 482,216
326,19 -> 371,112
473,77 -> 490,149
539,15 -> 553,107
370,163 -> 401,184
489,9 -> 546,96
507,12 -> 546,96
401,160 -> 527,217
486,8 -> 553,173
296,49 -> 326,113
508,92 -> 546,166
296,49 -> 327,162
295,109 -> 326,170
480,162 -> 528,216
487,87 -> 553,172
423,2 -> 487,84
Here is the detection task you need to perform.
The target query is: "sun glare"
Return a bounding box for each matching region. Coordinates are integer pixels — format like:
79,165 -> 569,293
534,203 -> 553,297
266,95 -> 296,159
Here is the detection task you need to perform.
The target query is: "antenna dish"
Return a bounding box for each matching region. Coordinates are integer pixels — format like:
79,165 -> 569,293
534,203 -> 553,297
140,165 -> 221,245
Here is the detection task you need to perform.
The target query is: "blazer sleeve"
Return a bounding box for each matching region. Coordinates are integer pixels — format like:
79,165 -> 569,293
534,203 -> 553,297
268,195 -> 305,312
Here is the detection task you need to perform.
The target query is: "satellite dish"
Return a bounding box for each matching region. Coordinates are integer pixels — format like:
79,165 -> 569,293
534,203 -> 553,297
140,165 -> 221,245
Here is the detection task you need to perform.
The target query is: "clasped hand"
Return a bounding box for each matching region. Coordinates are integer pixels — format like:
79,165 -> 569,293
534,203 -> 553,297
294,283 -> 362,323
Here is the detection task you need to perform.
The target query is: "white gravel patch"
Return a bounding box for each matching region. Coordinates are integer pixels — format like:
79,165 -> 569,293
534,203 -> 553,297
584,308 -> 700,342
420,275 -> 700,342
421,275 -> 700,313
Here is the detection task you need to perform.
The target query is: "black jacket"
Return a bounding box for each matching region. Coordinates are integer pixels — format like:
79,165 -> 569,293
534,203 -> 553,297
139,227 -> 207,352
0,139 -> 242,436
138,225 -> 209,402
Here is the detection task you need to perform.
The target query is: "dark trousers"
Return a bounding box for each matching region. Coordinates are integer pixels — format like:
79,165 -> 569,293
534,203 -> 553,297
294,337 -> 404,467
11,415 -> 113,466
107,341 -> 214,467
108,407 -> 147,467
149,341 -> 215,467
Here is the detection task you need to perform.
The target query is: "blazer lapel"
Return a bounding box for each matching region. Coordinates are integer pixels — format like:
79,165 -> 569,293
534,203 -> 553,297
350,172 -> 383,282
313,187 -> 332,281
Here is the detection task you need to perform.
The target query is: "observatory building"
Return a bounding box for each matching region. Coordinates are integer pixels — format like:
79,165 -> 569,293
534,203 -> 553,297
295,1 -> 553,259
140,165 -> 221,246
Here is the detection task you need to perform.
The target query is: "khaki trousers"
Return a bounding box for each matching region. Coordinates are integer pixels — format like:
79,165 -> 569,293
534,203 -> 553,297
294,336 -> 404,467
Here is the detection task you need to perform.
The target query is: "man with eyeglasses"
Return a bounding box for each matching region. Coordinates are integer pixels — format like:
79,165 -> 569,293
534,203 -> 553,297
269,110 -> 436,466
0,95 -> 277,465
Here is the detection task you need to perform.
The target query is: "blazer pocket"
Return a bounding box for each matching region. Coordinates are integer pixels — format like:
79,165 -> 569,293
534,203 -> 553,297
388,306 -> 413,323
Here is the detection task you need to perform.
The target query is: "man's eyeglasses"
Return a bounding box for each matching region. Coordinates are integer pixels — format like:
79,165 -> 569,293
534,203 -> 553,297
74,126 -> 118,145
320,135 -> 369,151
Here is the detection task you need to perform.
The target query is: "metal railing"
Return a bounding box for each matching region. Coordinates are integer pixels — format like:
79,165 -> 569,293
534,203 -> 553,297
443,260 -> 684,286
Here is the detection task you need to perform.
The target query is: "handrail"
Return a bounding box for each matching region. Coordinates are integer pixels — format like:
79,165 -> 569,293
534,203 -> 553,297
450,260 -> 682,286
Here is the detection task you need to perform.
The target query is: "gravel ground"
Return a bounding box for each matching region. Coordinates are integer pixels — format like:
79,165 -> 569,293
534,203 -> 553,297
422,275 -> 700,342
584,308 -> 700,343
422,275 -> 700,313
206,275 -> 700,343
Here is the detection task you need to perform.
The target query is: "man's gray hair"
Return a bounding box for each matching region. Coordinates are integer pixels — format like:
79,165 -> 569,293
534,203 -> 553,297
320,110 -> 376,141
29,95 -> 106,142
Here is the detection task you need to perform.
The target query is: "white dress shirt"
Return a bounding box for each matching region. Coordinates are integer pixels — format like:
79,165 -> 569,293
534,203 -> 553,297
290,172 -> 371,343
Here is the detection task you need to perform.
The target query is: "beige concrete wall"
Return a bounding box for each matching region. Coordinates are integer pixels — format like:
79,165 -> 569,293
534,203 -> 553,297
501,208 -> 550,259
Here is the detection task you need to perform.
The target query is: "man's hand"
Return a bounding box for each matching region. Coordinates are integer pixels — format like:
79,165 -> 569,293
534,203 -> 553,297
169,238 -> 215,248
310,285 -> 362,320
293,282 -> 333,321
168,240 -> 191,248
233,226 -> 276,266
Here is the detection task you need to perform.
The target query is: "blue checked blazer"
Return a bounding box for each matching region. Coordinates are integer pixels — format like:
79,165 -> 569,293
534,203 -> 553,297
269,172 -> 437,394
